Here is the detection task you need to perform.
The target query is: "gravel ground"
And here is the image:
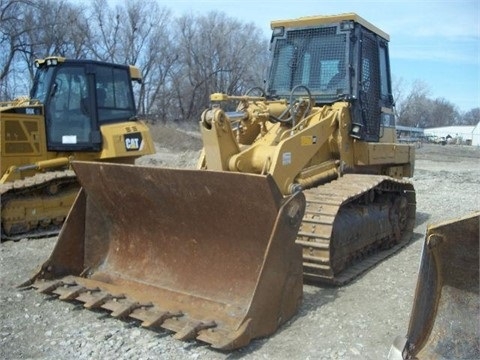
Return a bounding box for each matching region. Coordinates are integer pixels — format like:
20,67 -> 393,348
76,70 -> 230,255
1,143 -> 479,360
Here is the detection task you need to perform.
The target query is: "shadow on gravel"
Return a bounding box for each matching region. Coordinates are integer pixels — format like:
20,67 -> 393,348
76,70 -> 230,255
224,286 -> 340,358
406,211 -> 431,247
297,286 -> 340,315
415,212 -> 430,227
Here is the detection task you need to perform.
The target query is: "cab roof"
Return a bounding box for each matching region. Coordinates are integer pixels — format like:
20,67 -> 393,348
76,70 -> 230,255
270,13 -> 389,41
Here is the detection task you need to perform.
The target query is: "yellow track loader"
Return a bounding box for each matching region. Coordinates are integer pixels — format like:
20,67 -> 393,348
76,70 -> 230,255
1,57 -> 155,240
26,14 -> 416,349
388,212 -> 479,359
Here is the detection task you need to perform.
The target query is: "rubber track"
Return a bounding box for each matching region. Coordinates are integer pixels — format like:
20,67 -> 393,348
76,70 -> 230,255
1,170 -> 78,240
299,174 -> 416,285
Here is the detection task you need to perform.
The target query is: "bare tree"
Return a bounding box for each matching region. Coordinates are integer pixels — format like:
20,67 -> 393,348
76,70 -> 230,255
397,80 -> 461,128
391,75 -> 405,110
396,80 -> 432,127
0,0 -> 35,98
117,0 -> 173,117
1,0 -> 270,123
138,30 -> 178,119
0,0 -> 91,98
460,107 -> 480,125
85,0 -> 174,118
18,0 -> 90,78
430,98 -> 460,127
86,0 -> 122,62
170,11 -> 269,122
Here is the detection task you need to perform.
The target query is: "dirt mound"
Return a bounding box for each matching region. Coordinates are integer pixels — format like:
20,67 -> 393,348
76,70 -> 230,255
148,122 -> 203,152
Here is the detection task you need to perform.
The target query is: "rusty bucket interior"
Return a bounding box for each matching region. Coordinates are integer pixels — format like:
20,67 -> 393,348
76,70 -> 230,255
27,161 -> 305,350
389,212 -> 480,359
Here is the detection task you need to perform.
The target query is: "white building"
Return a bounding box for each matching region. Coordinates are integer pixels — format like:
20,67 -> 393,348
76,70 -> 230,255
472,122 -> 480,146
424,125 -> 476,145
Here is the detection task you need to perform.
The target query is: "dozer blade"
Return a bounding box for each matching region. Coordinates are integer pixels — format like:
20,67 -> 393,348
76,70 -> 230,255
388,212 -> 480,359
25,161 -> 305,350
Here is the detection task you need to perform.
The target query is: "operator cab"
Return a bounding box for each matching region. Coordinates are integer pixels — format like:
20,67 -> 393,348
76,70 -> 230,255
267,13 -> 395,142
30,57 -> 140,151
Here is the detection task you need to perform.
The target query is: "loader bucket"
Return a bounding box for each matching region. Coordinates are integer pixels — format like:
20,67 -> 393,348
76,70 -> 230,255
388,212 -> 480,359
26,161 -> 305,350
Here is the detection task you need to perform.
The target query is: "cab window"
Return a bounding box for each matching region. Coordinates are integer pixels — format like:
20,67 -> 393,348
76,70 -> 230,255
95,65 -> 136,123
47,66 -> 91,146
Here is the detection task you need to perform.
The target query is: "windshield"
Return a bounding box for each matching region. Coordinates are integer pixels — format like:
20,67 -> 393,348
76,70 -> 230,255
30,66 -> 55,103
267,27 -> 348,102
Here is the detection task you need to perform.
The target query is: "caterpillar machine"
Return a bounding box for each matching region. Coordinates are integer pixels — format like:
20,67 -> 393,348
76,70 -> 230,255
1,57 -> 155,240
25,14 -> 416,349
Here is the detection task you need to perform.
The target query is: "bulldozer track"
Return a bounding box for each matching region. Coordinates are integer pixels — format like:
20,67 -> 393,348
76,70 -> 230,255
299,174 -> 416,285
1,170 -> 78,240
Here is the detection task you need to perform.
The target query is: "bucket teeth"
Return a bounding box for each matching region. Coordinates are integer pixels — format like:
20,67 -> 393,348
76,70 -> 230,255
34,279 -> 76,293
102,300 -> 153,318
55,285 -> 88,300
32,277 -> 221,344
129,308 -> 183,328
79,292 -> 124,309
31,276 -> 262,349
174,320 -> 217,341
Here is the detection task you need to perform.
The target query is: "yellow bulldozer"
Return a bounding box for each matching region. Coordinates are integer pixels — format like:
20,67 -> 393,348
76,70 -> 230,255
1,57 -> 155,240
25,14 -> 417,349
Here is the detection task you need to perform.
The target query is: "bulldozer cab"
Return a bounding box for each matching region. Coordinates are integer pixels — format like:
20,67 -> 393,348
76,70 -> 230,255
31,57 -> 141,152
267,13 -> 395,141
1,57 -> 154,239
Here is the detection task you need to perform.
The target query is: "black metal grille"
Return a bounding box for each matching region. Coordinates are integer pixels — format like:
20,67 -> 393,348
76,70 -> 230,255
268,27 -> 348,99
360,32 -> 381,140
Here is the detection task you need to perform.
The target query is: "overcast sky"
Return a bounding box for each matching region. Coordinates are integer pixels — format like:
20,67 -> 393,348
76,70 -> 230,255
123,0 -> 480,112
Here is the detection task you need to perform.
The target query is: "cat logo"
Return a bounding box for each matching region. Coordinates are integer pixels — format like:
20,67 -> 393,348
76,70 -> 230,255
124,132 -> 143,151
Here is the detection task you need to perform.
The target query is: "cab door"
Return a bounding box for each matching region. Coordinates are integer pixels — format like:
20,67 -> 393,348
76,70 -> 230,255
45,65 -> 99,151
